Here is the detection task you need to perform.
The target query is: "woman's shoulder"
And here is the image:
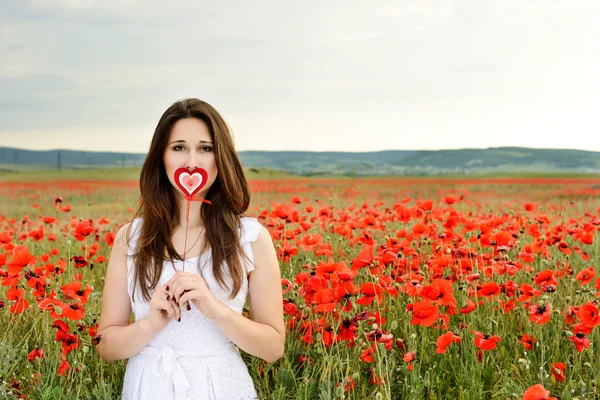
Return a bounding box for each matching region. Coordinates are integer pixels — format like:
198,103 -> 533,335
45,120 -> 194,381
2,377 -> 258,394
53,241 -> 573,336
113,218 -> 143,255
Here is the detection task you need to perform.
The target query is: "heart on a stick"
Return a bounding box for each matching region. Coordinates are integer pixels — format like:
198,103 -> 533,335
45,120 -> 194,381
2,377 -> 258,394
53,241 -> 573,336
174,167 -> 208,198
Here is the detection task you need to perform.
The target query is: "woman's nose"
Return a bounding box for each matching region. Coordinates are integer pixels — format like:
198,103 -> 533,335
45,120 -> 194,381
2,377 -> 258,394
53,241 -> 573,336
185,155 -> 199,169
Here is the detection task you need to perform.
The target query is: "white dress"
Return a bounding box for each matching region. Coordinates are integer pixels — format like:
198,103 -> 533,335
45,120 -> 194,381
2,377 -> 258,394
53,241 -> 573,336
122,216 -> 261,400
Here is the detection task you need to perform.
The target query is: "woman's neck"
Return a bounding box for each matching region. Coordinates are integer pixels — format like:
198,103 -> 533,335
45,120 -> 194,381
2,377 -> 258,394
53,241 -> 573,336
176,194 -> 206,229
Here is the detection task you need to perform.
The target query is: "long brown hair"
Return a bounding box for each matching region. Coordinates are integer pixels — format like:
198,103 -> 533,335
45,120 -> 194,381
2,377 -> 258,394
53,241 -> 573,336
128,98 -> 251,302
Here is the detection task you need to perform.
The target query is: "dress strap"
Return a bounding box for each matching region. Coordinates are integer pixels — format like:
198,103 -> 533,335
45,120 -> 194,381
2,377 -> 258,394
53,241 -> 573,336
240,217 -> 262,244
240,217 -> 262,275
126,217 -> 143,259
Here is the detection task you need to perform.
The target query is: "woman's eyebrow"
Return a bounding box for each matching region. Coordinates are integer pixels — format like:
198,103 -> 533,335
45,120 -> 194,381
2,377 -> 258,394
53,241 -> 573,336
168,140 -> 213,144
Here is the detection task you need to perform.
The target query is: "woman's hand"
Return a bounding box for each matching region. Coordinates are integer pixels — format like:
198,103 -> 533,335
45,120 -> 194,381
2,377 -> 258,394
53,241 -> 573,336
165,271 -> 226,321
147,284 -> 181,332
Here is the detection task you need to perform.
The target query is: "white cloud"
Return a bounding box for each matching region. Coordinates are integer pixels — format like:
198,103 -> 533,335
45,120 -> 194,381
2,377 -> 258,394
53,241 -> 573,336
0,64 -> 34,77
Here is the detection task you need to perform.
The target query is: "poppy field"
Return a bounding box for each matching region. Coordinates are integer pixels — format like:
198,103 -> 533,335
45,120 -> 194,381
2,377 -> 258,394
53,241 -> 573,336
0,173 -> 599,399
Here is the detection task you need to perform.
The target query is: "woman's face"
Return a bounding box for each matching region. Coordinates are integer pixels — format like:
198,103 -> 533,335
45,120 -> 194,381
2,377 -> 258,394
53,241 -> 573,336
163,117 -> 218,199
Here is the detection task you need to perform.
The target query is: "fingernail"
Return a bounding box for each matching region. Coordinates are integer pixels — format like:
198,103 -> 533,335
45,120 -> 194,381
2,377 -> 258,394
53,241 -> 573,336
178,317 -> 181,322
166,285 -> 169,291
187,304 -> 191,311
166,295 -> 170,300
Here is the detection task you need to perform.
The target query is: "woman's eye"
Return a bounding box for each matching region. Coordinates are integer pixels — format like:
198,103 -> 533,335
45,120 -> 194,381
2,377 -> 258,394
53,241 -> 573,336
173,145 -> 184,151
200,146 -> 213,152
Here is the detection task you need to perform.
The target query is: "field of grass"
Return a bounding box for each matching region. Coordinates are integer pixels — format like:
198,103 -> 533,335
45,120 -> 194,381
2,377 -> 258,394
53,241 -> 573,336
1,169 -> 599,399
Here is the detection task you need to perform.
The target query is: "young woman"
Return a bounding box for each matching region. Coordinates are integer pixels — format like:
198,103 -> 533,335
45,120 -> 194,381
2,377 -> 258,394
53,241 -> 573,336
96,98 -> 285,399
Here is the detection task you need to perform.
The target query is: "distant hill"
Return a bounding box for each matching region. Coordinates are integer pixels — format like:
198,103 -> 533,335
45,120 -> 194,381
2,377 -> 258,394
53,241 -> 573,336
0,146 -> 599,176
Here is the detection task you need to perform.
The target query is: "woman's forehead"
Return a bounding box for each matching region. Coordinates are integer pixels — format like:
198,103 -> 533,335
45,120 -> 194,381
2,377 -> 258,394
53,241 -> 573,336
169,118 -> 212,141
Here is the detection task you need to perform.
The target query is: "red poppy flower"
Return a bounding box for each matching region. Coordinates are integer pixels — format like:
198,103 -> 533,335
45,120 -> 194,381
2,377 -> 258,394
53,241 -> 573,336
104,232 -> 115,246
351,246 -> 374,270
403,351 -> 416,371
528,303 -> 552,325
472,330 -> 501,351
88,323 -> 98,337
418,200 -> 433,211
271,204 -> 293,220
459,300 -> 476,314
317,207 -> 333,219
320,327 -> 340,347
61,281 -> 94,304
408,301 -> 440,327
550,362 -> 566,382
568,332 -> 590,352
522,384 -> 557,400
315,259 -> 345,276
411,223 -> 429,235
52,319 -> 70,334
71,256 -> 89,269
57,353 -> 71,376
518,334 -> 536,350
283,298 -> 298,316
501,299 -> 517,314
533,270 -> 558,287
479,281 -> 501,298
27,276 -> 47,297
420,279 -> 456,309
61,301 -> 85,320
299,233 -> 322,251
340,319 -> 358,342
72,220 -> 94,241
277,243 -> 298,262
6,246 -> 35,276
360,343 -> 377,363
518,284 -> 542,302
0,231 -> 13,243
356,282 -> 385,306
27,348 -> 45,362
443,195 -> 456,205
575,267 -> 596,286
435,331 -> 462,354
313,288 -> 337,312
6,288 -> 29,314
572,301 -> 600,335
431,255 -> 452,269
39,297 -> 68,319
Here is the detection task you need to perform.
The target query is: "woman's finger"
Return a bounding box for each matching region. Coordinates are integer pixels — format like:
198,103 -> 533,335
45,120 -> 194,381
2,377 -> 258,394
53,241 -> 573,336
170,299 -> 181,322
173,280 -> 195,304
181,290 -> 192,312
178,289 -> 199,311
155,299 -> 173,317
170,278 -> 193,304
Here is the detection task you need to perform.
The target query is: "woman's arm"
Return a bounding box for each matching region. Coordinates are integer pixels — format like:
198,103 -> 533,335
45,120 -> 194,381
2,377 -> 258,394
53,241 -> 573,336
95,223 -> 161,363
213,225 -> 285,363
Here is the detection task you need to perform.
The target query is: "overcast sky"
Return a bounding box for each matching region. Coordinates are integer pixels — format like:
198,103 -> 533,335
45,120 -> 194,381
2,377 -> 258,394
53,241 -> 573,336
1,0 -> 599,153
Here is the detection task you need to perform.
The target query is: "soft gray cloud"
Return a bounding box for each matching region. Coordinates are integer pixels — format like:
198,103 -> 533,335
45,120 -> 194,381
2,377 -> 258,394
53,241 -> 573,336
1,0 -> 599,152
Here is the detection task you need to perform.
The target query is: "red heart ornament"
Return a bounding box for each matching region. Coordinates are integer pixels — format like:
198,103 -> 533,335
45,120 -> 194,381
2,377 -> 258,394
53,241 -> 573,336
174,167 -> 209,198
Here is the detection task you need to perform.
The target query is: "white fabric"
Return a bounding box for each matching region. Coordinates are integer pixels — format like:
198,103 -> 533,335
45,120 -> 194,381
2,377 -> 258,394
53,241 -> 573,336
122,216 -> 261,400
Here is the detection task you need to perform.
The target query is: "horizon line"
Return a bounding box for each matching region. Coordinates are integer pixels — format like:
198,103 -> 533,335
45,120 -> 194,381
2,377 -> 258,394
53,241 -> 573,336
1,145 -> 599,154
